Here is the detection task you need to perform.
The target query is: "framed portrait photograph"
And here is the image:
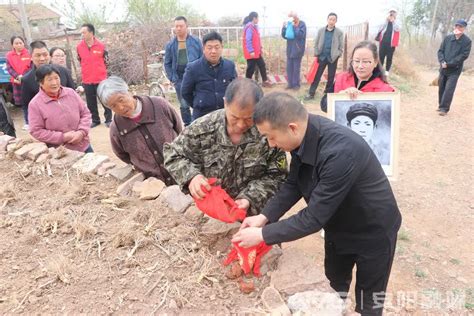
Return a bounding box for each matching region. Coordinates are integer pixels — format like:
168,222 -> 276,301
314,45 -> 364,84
327,92 -> 400,178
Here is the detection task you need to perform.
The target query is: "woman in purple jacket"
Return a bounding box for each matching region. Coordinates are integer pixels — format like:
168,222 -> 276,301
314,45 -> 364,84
97,76 -> 183,184
28,64 -> 92,152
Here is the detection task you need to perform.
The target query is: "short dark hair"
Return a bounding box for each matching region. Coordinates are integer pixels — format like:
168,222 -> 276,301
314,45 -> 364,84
348,40 -> 387,83
202,31 -> 223,45
10,36 -> 25,45
328,12 -> 338,19
50,47 -> 66,57
35,64 -> 61,83
254,92 -> 308,129
224,78 -> 263,108
175,16 -> 187,24
30,40 -> 48,53
81,23 -> 95,35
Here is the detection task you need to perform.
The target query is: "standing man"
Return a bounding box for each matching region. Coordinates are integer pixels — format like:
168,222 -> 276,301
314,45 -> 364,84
376,9 -> 400,76
21,41 -> 75,130
281,11 -> 306,90
242,11 -> 273,88
77,23 -> 112,128
437,19 -> 471,116
181,31 -> 237,121
304,13 -> 343,100
165,16 -> 203,126
233,92 -> 402,316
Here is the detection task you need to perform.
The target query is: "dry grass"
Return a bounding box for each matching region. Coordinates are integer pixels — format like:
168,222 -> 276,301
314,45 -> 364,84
47,255 -> 71,284
392,47 -> 420,81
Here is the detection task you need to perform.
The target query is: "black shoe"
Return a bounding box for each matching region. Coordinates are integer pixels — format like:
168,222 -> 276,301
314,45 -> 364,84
436,108 -> 441,112
285,86 -> 293,90
304,94 -> 314,101
105,121 -> 111,128
438,111 -> 448,116
91,122 -> 100,128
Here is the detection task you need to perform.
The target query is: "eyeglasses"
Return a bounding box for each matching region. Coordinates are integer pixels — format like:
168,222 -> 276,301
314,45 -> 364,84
52,55 -> 66,58
351,60 -> 374,67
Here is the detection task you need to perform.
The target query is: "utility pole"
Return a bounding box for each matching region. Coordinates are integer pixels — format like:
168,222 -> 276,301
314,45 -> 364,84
18,0 -> 32,45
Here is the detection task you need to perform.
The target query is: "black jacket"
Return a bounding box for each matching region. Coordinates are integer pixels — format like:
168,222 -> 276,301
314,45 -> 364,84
262,114 -> 401,251
180,56 -> 237,113
21,65 -> 75,108
438,33 -> 472,74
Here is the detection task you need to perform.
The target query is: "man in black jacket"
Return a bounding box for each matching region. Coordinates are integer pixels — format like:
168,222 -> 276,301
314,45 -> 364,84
21,41 -> 75,129
233,92 -> 402,316
437,19 -> 472,116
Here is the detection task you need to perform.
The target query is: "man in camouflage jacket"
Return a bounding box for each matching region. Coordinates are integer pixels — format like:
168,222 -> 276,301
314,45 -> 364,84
164,79 -> 287,215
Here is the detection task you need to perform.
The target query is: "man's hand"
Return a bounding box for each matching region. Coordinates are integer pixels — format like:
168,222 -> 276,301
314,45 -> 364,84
234,199 -> 250,211
239,214 -> 268,230
441,62 -> 447,69
341,87 -> 362,100
232,227 -> 264,248
188,174 -> 211,199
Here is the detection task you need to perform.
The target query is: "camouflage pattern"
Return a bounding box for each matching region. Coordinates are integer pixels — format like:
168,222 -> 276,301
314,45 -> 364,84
163,109 -> 288,215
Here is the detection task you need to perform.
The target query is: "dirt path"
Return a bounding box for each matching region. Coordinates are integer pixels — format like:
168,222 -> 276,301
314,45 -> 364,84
3,66 -> 473,313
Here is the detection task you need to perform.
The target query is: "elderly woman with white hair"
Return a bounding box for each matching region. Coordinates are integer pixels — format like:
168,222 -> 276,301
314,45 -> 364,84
97,76 -> 183,184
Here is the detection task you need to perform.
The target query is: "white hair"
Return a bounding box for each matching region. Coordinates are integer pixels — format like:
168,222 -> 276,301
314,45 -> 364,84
97,76 -> 129,107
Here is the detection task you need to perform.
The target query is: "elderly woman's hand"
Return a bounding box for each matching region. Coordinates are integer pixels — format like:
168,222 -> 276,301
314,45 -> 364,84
68,131 -> 84,144
341,87 -> 362,100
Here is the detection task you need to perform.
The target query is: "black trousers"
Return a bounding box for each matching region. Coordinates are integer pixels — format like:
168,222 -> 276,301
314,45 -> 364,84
308,57 -> 338,96
379,44 -> 396,72
246,57 -> 268,82
84,83 -> 112,124
324,237 -> 397,316
438,71 -> 461,113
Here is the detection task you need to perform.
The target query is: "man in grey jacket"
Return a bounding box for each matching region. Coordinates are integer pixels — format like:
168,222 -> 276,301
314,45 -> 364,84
305,13 -> 343,100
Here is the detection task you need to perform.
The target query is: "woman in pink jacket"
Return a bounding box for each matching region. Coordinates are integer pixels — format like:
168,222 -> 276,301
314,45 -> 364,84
28,64 -> 93,153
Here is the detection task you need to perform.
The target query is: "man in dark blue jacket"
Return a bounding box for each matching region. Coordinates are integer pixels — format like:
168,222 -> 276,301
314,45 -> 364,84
165,16 -> 203,126
281,11 -> 306,90
181,31 -> 237,121
437,19 -> 471,116
234,93 -> 402,316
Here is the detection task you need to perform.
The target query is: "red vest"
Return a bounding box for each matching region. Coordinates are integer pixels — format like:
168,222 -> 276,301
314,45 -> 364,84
6,48 -> 31,83
243,23 -> 261,60
334,72 -> 395,93
76,38 -> 107,84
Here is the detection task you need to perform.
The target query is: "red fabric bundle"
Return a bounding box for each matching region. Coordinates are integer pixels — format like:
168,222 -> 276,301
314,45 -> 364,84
306,57 -> 320,83
224,241 -> 272,276
194,178 -> 246,223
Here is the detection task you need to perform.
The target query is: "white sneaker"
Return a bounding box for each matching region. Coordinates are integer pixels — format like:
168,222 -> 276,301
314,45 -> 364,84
320,229 -> 325,239
385,71 -> 390,76
22,124 -> 29,131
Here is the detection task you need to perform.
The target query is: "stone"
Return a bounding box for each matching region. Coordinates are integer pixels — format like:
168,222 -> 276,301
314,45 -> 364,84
200,217 -> 240,238
97,162 -> 116,176
132,177 -> 166,200
260,246 -> 284,276
107,164 -> 133,181
184,205 -> 204,222
287,290 -> 345,316
271,247 -> 333,296
0,135 -> 14,152
6,139 -> 23,153
158,185 -> 193,213
27,143 -> 48,161
15,142 -> 46,160
35,153 -> 50,163
49,149 -> 85,167
261,287 -> 291,316
72,153 -> 109,174
116,173 -> 145,196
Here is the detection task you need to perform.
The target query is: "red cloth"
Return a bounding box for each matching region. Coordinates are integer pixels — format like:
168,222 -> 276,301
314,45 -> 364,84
334,72 -> 395,93
224,242 -> 272,276
306,57 -> 319,83
6,48 -> 31,84
76,38 -> 107,84
194,178 -> 246,223
242,23 -> 262,60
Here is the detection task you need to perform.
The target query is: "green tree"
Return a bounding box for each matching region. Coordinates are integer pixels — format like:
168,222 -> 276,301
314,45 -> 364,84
51,0 -> 112,30
126,0 -> 205,25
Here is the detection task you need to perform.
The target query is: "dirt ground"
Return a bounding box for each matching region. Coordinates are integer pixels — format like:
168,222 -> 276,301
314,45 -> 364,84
1,66 -> 473,314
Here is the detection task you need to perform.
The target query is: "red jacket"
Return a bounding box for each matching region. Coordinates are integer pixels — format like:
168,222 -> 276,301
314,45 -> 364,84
76,38 -> 107,84
334,72 -> 395,93
6,48 -> 31,84
243,22 -> 261,60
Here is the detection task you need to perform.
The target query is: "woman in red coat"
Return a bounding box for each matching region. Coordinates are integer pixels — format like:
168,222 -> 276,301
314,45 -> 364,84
320,40 -> 394,112
6,36 -> 32,107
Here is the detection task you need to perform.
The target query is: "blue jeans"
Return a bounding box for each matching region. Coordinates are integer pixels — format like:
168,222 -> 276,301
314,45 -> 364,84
175,80 -> 192,126
23,104 -> 28,124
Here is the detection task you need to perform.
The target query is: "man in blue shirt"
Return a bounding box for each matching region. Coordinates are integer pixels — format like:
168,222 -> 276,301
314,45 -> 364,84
181,31 -> 237,121
305,13 -> 344,100
165,16 -> 202,126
